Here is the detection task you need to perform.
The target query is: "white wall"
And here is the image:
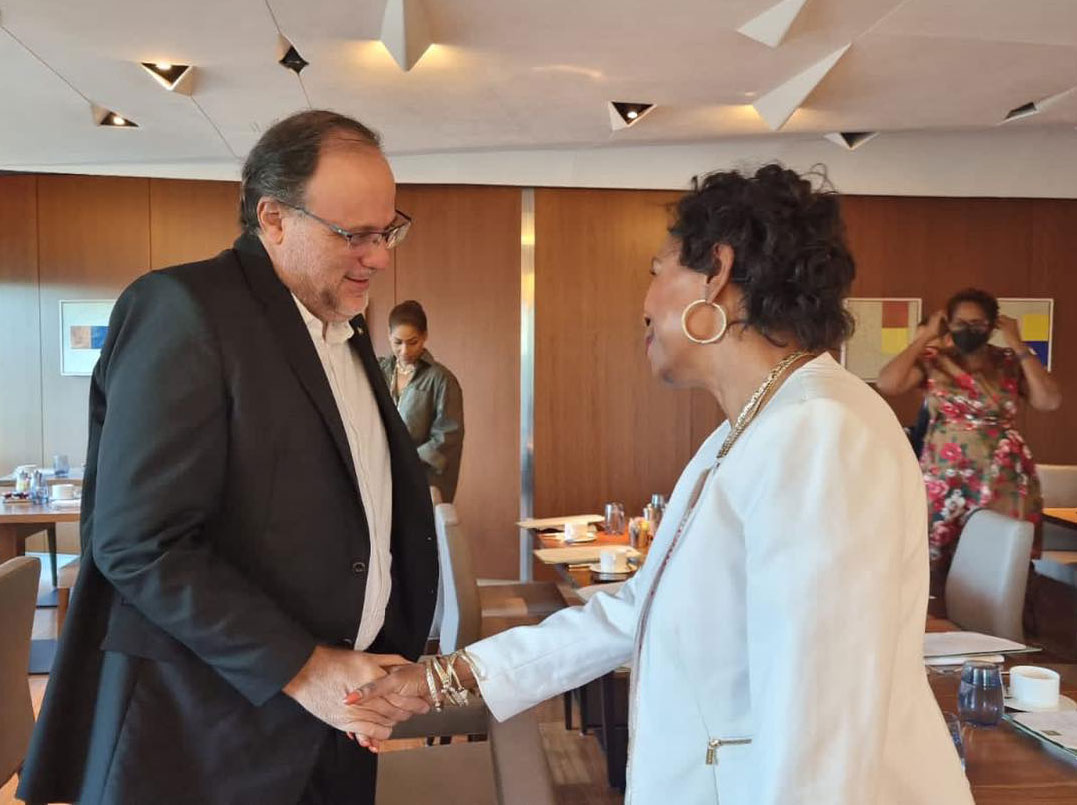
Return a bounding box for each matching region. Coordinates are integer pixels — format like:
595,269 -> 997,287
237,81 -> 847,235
9,126 -> 1077,198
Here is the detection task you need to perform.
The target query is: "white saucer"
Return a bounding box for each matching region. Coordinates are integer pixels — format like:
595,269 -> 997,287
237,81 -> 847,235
560,532 -> 597,544
587,563 -> 631,579
49,499 -> 81,508
1004,693 -> 1077,713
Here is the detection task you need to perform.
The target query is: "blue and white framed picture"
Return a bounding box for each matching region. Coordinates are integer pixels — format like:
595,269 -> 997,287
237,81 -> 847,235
60,299 -> 115,376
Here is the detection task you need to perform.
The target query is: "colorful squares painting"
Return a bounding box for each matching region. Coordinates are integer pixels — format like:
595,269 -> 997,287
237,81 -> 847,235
991,298 -> 1053,370
68,325 -> 109,350
842,298 -> 922,382
60,300 -> 115,376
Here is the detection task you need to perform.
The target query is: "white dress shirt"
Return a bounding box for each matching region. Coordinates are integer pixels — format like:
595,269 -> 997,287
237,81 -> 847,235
468,354 -> 972,804
293,296 -> 393,650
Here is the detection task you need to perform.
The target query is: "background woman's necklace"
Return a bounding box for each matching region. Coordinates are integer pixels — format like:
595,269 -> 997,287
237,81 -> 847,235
396,360 -> 416,377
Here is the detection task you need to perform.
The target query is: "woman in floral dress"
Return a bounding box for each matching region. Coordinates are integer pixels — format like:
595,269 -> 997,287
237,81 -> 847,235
878,288 -> 1062,581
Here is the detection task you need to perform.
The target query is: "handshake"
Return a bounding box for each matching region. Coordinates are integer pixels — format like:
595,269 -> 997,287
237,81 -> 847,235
283,645 -> 479,751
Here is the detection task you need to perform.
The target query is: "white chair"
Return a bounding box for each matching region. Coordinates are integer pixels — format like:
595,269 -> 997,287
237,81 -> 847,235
427,487 -> 445,647
393,502 -> 564,744
1037,464 -> 1077,508
0,556 -> 41,788
946,509 -> 1033,642
377,707 -> 556,805
434,503 -> 563,654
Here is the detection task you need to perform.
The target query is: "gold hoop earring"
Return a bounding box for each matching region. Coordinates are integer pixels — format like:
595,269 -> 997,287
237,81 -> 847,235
680,299 -> 728,345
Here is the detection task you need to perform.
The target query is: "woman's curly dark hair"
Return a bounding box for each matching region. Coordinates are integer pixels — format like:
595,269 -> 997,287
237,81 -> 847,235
669,163 -> 855,352
945,288 -> 998,326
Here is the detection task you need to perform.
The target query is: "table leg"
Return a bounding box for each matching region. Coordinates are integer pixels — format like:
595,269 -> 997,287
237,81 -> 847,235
47,524 -> 58,587
600,672 -> 627,791
0,524 -> 17,564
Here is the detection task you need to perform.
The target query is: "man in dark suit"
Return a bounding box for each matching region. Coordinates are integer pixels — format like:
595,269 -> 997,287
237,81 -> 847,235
18,110 -> 438,805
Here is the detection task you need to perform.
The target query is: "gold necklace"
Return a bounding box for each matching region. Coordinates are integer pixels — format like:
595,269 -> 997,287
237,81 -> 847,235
715,350 -> 812,461
395,361 -> 416,376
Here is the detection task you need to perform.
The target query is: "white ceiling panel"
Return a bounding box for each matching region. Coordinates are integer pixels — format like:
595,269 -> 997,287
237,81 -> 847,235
0,0 -> 1073,171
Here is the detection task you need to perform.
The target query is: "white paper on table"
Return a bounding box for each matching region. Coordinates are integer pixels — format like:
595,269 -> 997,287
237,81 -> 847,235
517,514 -> 604,530
924,653 -> 1006,667
1012,711 -> 1077,751
923,631 -> 1027,658
533,546 -> 641,565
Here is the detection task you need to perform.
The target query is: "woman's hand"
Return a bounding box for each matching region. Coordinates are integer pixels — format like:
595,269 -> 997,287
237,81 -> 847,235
996,314 -> 1024,350
922,309 -> 948,341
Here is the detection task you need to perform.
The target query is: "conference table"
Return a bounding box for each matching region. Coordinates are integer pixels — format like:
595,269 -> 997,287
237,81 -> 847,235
537,534 -> 1077,800
0,500 -> 82,674
0,499 -> 80,587
1044,507 -> 1077,528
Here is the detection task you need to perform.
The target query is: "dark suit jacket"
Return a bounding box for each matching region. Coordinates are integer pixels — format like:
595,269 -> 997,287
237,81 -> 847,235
18,235 -> 438,805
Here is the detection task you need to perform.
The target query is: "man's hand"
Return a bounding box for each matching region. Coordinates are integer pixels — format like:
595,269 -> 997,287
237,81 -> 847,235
283,647 -> 430,748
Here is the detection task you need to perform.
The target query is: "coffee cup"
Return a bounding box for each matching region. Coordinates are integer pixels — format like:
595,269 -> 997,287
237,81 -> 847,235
564,521 -> 590,542
599,546 -> 630,574
1008,665 -> 1060,710
52,484 -> 78,501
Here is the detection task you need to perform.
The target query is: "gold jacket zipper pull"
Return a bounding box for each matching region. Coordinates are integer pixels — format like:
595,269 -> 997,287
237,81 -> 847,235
706,737 -> 752,765
706,739 -> 720,765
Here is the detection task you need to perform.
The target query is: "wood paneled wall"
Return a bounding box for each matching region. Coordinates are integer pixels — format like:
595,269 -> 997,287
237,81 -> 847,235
384,186 -> 522,579
532,188 -> 700,521
3,175 -> 1076,568
1,176 -> 240,551
840,196 -> 1077,461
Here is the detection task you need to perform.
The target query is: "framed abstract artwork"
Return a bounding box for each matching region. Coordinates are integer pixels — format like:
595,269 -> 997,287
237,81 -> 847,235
841,298 -> 923,382
60,299 -> 115,376
992,298 -> 1053,371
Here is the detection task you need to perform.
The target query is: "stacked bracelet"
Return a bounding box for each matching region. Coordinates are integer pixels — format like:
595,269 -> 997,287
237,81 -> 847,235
422,650 -> 479,708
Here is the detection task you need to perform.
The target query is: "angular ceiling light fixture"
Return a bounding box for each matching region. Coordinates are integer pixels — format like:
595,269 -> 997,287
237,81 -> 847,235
92,104 -> 138,128
1001,86 -> 1077,124
752,43 -> 850,130
824,131 -> 879,150
737,0 -> 810,48
139,61 -> 195,94
609,101 -> 655,130
278,35 -> 309,74
380,0 -> 434,71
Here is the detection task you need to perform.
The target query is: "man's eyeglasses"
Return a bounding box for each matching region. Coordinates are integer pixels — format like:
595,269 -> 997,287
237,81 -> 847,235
279,201 -> 412,251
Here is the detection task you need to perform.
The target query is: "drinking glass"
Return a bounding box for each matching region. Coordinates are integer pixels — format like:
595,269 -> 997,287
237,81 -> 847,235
30,471 -> 50,504
943,712 -> 966,772
604,502 -> 626,536
53,454 -> 70,478
958,661 -> 1004,727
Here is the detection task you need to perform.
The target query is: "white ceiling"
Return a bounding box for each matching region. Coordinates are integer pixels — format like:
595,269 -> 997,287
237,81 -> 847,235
0,0 -> 1075,174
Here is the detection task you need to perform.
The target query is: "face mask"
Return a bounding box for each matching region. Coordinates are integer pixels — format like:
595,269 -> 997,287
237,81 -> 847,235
951,328 -> 990,354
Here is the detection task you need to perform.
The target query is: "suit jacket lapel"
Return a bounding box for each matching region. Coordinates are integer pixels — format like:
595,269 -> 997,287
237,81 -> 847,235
233,235 -> 361,496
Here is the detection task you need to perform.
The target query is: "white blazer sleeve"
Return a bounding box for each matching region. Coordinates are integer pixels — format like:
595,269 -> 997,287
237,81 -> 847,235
741,398 -> 905,804
465,577 -> 639,721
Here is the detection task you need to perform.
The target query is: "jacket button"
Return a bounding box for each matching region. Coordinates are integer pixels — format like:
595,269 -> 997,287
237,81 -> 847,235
341,638 -> 354,647
351,560 -> 367,575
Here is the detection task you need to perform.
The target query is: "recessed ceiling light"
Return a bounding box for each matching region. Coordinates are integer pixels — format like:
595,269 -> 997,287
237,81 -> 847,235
824,131 -> 879,151
95,108 -> 138,128
279,42 -> 309,75
1003,101 -> 1038,123
609,101 -> 655,130
140,62 -> 195,94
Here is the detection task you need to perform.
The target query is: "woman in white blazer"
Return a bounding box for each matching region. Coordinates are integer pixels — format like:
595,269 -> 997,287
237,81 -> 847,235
354,165 -> 972,804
